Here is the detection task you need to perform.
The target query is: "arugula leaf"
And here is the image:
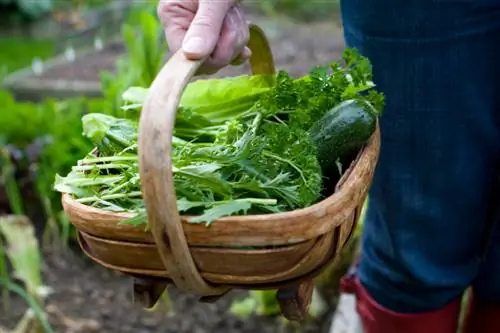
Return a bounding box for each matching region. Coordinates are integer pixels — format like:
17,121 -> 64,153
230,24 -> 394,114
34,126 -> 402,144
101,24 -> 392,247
188,200 -> 252,225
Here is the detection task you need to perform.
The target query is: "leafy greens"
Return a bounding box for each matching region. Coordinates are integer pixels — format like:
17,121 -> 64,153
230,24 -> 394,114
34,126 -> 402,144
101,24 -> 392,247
54,48 -> 384,225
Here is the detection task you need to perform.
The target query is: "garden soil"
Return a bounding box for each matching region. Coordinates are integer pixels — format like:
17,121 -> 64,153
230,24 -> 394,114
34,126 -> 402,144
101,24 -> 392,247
0,11 -> 353,333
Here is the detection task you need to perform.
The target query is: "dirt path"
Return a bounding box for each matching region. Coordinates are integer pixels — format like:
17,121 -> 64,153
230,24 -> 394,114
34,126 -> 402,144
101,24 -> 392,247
1,11 -> 348,333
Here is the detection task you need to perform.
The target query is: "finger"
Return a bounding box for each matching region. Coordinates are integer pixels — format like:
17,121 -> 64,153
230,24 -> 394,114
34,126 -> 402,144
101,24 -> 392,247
209,8 -> 243,66
196,7 -> 238,74
164,24 -> 187,54
182,0 -> 233,60
228,7 -> 251,66
230,46 -> 252,66
201,6 -> 249,71
233,4 -> 250,47
157,1 -> 193,53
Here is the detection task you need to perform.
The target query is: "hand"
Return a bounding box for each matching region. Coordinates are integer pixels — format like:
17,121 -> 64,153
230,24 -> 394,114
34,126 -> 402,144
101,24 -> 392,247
158,0 -> 251,74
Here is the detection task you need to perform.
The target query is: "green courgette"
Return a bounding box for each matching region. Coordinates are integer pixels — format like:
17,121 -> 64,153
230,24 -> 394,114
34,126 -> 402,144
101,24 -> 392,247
309,99 -> 377,176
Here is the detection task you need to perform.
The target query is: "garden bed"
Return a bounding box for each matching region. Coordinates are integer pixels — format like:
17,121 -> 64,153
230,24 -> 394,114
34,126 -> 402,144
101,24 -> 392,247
2,40 -> 125,100
3,14 -> 345,101
0,0 -> 133,49
0,0 -> 134,77
0,244 -> 355,333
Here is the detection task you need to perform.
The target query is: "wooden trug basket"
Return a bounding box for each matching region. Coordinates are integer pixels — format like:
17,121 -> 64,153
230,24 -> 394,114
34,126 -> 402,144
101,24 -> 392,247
61,24 -> 380,321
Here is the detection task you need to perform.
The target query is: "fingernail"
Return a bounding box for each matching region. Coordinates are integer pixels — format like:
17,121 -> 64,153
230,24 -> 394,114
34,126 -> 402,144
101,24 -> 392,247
183,37 -> 206,55
242,47 -> 252,59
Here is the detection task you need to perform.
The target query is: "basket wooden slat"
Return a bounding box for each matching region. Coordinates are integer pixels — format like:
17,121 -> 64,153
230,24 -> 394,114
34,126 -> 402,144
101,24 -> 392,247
76,230 -> 335,285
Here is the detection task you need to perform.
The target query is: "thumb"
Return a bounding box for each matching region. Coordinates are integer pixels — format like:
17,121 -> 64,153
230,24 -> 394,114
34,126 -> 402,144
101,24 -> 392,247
182,1 -> 232,59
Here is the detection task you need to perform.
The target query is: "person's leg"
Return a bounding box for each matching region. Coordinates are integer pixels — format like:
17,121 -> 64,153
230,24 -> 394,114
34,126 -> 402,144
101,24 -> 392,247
463,200 -> 500,333
339,1 -> 500,331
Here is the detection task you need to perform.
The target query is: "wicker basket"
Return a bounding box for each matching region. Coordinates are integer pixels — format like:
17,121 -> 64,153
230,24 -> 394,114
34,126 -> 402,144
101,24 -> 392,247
61,24 -> 380,321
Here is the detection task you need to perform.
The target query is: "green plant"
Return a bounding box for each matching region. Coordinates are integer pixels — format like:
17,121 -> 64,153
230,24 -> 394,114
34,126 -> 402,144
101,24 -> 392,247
124,0 -> 157,24
53,0 -> 111,10
0,215 -> 53,333
1,149 -> 24,215
0,4 -> 167,245
230,288 -> 327,323
0,38 -> 55,76
0,90 -> 117,244
256,0 -> 340,21
100,9 -> 167,110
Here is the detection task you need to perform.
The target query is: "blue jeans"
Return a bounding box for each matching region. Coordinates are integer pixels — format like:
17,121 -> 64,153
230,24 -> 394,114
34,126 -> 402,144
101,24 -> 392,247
340,0 -> 500,313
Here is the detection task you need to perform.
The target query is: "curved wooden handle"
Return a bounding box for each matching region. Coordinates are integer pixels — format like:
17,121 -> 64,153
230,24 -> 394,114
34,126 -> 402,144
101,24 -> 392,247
138,24 -> 276,296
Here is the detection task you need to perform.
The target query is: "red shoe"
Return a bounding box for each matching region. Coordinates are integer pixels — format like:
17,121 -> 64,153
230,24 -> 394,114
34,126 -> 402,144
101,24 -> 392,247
462,289 -> 500,333
340,273 -> 462,333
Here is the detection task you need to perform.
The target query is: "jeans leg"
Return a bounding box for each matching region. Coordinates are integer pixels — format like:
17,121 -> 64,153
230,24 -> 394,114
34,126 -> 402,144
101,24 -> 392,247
340,0 -> 500,313
473,215 -> 500,302
461,210 -> 500,333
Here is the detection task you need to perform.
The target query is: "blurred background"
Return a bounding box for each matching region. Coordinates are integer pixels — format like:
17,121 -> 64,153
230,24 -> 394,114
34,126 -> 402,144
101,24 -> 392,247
0,1 -> 360,332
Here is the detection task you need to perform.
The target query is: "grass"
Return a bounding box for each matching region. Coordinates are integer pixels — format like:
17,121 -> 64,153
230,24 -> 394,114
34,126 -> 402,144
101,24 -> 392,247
0,37 -> 55,77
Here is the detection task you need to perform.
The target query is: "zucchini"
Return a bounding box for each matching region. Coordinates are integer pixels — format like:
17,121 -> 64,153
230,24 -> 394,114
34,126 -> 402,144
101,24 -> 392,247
309,99 -> 377,176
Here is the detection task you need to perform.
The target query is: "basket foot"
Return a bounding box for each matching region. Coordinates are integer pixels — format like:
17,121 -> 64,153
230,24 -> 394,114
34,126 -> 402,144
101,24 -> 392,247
199,288 -> 231,303
132,276 -> 169,309
276,279 -> 314,322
